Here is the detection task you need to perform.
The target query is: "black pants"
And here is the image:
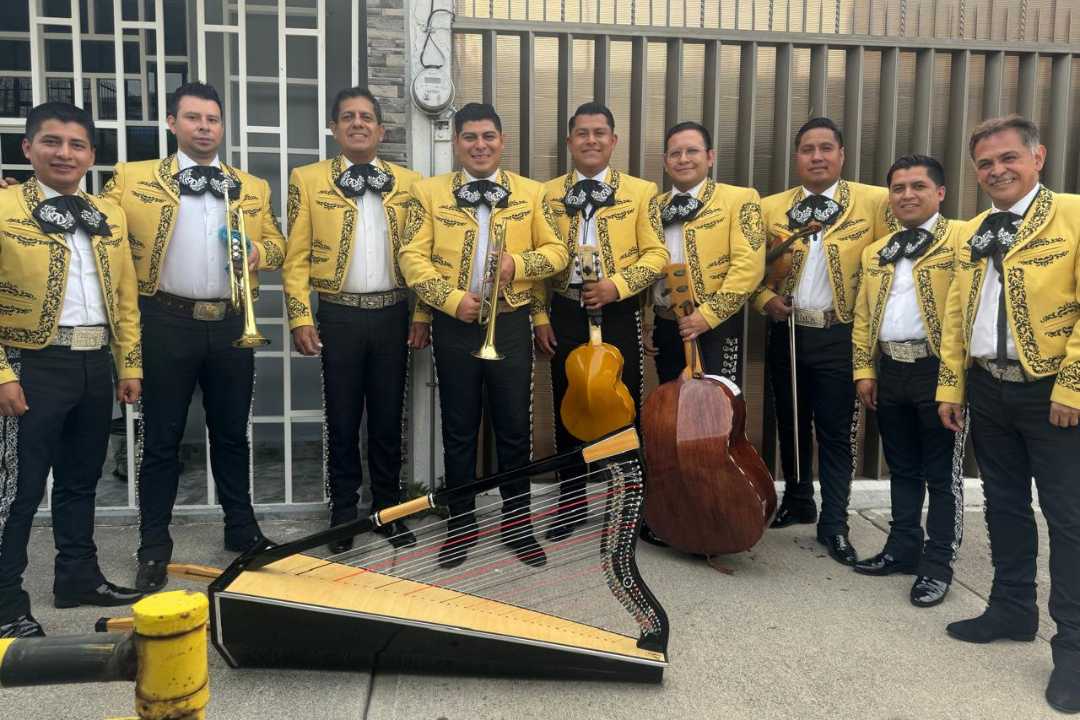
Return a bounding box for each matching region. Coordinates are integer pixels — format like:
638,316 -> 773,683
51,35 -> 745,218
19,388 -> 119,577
0,346 -> 111,622
968,367 -> 1080,672
137,295 -> 258,562
653,309 -> 744,387
548,293 -> 642,512
876,355 -> 963,582
318,300 -> 409,522
431,308 -> 533,520
767,320 -> 859,536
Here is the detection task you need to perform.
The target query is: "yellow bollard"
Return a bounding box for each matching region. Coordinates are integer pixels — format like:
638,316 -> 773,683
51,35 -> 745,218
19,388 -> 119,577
131,590 -> 210,720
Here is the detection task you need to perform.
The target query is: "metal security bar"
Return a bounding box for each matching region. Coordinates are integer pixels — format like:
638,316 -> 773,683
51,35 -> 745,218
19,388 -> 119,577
451,2 -> 1080,477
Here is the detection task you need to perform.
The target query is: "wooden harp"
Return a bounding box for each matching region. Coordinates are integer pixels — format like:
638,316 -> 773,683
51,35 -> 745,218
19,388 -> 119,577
206,427 -> 669,682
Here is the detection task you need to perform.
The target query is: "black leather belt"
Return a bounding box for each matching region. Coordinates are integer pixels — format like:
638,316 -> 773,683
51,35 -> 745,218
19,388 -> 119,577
150,291 -> 239,321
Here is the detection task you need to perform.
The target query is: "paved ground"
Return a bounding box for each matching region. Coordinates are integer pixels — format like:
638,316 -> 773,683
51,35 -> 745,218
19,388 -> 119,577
2,500 -> 1061,720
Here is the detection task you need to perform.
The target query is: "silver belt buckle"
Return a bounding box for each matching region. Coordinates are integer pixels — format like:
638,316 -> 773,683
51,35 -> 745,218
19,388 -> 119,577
193,301 -> 226,321
794,308 -> 827,329
888,342 -> 919,363
69,326 -> 104,351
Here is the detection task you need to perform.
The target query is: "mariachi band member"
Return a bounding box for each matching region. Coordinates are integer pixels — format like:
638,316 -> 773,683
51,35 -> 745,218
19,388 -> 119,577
536,101 -> 668,542
851,155 -> 963,607
100,82 -> 286,592
283,87 -> 424,553
753,117 -> 894,565
399,102 -> 569,569
647,121 -> 764,388
936,116 -> 1080,714
0,102 -> 144,637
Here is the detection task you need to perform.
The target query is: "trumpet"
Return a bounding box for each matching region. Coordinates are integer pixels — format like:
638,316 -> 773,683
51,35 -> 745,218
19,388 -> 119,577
225,200 -> 270,349
472,231 -> 505,361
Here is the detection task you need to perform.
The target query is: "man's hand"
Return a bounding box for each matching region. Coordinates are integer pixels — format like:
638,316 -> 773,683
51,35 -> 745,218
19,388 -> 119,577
1050,401 -> 1080,428
582,279 -> 619,310
247,243 -> 260,273
534,325 -> 557,356
292,325 -> 322,356
0,177 -> 17,189
116,379 -> 142,405
677,310 -> 711,341
855,379 -> 877,411
938,402 -> 965,432
498,252 -> 515,285
0,381 -> 28,416
456,292 -> 482,323
408,322 -> 431,349
642,325 -> 658,357
764,295 -> 793,322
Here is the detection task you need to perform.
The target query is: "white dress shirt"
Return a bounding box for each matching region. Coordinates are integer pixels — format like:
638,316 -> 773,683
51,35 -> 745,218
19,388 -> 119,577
970,183 -> 1041,360
569,167 -> 609,285
39,181 -> 109,327
341,157 -> 395,294
792,181 -> 839,312
466,170 -> 500,295
159,151 -> 229,300
653,178 -> 703,308
879,213 -> 939,342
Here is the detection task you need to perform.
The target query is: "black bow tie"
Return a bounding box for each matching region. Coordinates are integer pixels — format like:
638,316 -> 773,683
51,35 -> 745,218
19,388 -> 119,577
787,194 -> 842,230
455,179 -> 510,209
33,195 -> 109,237
969,211 -> 1023,261
336,163 -> 394,198
563,179 -> 615,218
175,165 -> 240,199
878,227 -> 935,265
661,193 -> 703,227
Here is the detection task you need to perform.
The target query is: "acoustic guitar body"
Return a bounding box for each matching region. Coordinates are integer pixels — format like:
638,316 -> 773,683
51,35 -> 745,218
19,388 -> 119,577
561,341 -> 636,442
642,376 -> 774,555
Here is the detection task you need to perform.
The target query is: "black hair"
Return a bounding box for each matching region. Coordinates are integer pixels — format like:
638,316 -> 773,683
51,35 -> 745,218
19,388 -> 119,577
330,86 -> 383,124
794,116 -> 844,149
664,121 -> 713,152
886,154 -> 946,188
167,82 -> 223,117
569,101 -> 615,133
25,102 -> 95,147
453,102 -> 502,134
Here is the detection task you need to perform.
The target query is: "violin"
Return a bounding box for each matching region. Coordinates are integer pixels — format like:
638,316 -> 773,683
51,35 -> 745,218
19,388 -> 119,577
763,220 -> 822,294
559,245 -> 636,442
641,264 -> 776,555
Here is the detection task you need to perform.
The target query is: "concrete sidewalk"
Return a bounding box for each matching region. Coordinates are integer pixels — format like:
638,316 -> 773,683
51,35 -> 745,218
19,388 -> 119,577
1,508 -> 1058,720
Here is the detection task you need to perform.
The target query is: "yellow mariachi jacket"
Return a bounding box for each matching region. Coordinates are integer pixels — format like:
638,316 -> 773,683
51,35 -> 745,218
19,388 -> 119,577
282,155 -> 422,330
852,216 -> 961,381
398,170 -> 569,319
751,179 -> 896,323
655,179 -> 766,328
536,168 -> 668,325
100,155 -> 286,296
0,178 -> 142,385
936,187 -> 1080,409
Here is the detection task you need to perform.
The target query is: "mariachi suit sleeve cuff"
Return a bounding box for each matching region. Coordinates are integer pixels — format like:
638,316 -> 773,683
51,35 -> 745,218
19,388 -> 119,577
411,302 -> 433,325
0,351 -> 16,386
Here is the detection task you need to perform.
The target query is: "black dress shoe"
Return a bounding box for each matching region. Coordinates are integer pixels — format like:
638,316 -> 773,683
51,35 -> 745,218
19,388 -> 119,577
224,530 -> 269,553
135,560 -> 168,592
0,614 -> 45,638
545,512 -> 586,543
818,534 -> 858,566
946,609 -> 1038,643
770,504 -> 818,529
438,517 -> 479,570
374,520 -> 417,549
910,576 -> 950,607
638,523 -> 668,548
853,551 -> 917,576
327,537 -> 354,555
1047,667 -> 1080,714
55,581 -> 145,609
502,529 -> 547,568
